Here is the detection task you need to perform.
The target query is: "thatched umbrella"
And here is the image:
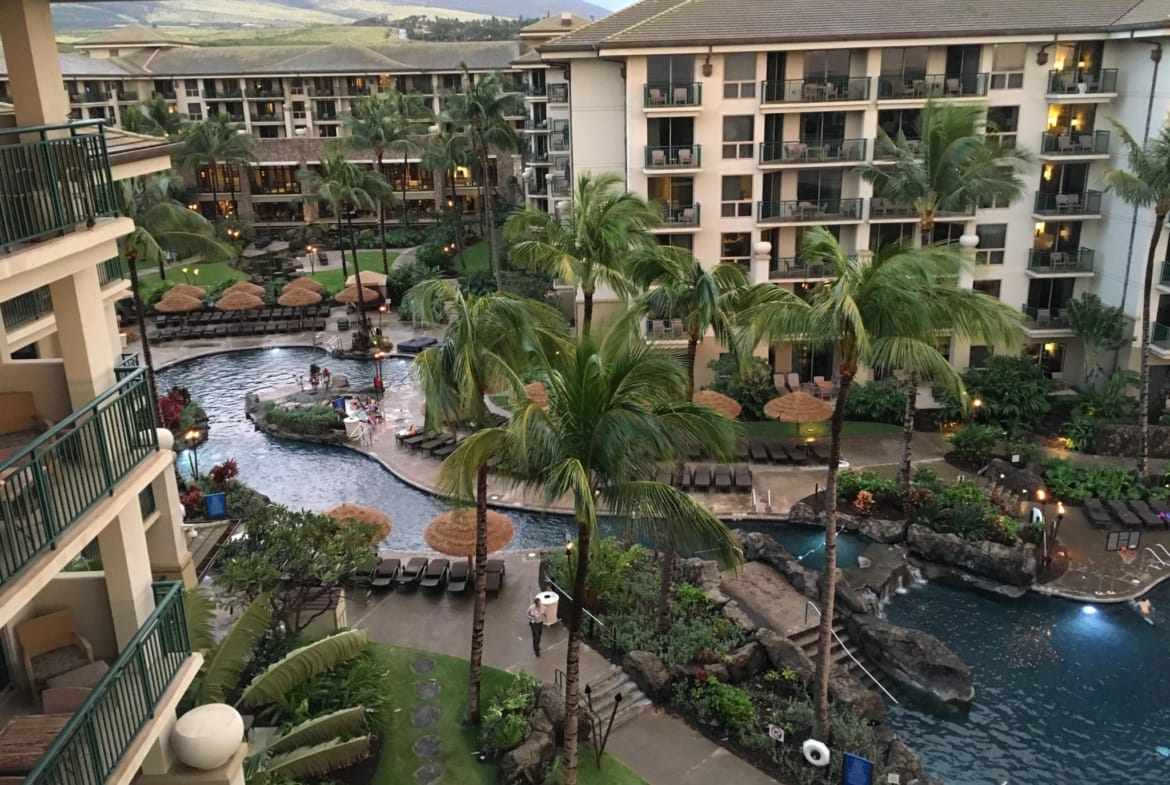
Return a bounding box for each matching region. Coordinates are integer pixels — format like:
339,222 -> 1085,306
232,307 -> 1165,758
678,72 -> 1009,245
764,391 -> 833,424
154,293 -> 203,314
168,284 -> 206,300
284,277 -> 325,294
335,285 -> 379,305
277,287 -> 323,308
215,291 -> 264,311
693,389 -> 742,419
424,508 -> 515,558
325,503 -> 392,542
345,270 -> 388,288
224,280 -> 265,297
524,381 -> 549,410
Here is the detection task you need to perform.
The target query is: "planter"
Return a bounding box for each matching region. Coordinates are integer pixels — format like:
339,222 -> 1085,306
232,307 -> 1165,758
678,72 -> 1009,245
172,704 -> 244,770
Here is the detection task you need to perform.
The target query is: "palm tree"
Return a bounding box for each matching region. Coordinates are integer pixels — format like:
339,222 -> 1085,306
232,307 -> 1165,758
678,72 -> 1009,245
344,92 -> 432,276
121,96 -> 185,138
743,227 -> 1012,740
118,173 -> 233,417
1102,122 -> 1170,481
423,130 -> 474,258
175,114 -> 255,228
506,173 -> 662,335
442,319 -> 740,785
443,69 -> 523,291
856,101 -> 1031,492
405,279 -> 566,723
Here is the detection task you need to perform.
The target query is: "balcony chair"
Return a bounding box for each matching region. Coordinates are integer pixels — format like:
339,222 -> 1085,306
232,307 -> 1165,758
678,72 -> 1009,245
672,86 -> 690,104
680,206 -> 696,224
786,142 -> 808,161
650,149 -> 667,166
676,148 -> 693,166
822,83 -> 838,101
1047,251 -> 1065,271
1057,136 -> 1074,154
1064,193 -> 1081,212
1057,73 -> 1076,93
17,611 -> 95,695
785,372 -> 802,392
1054,194 -> 1070,212
1080,74 -> 1098,92
1035,308 -> 1052,327
945,78 -> 962,96
1079,134 -> 1094,153
648,87 -> 665,105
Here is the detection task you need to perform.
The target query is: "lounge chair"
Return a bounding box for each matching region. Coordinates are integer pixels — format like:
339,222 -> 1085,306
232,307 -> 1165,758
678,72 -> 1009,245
421,435 -> 455,454
764,439 -> 791,465
673,466 -> 692,489
749,440 -> 770,464
485,559 -> 506,594
1147,499 -> 1170,528
714,465 -> 732,492
733,465 -> 752,492
1128,500 -> 1162,529
431,440 -> 461,459
420,558 -> 450,589
370,557 -> 400,589
401,431 -> 436,449
395,556 -> 428,587
691,464 -> 712,491
783,443 -> 809,466
806,443 -> 828,464
733,441 -> 750,462
447,560 -> 470,593
1107,500 -> 1141,529
1083,498 -> 1112,529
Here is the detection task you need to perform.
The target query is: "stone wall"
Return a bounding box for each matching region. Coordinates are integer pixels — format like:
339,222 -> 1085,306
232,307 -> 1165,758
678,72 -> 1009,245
1091,423 -> 1170,458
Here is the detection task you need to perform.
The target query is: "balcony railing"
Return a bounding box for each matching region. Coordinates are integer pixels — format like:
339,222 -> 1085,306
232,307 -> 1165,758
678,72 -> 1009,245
657,203 -> 700,226
646,319 -> 687,340
550,133 -> 569,152
870,198 -> 973,219
1,286 -> 53,330
761,77 -> 870,104
759,138 -> 867,164
873,136 -> 922,160
1021,304 -> 1070,330
758,198 -> 864,223
1033,190 -> 1102,216
26,581 -> 191,785
152,89 -> 177,101
116,91 -> 139,103
250,113 -> 283,123
0,367 -> 157,587
644,145 -> 701,168
245,86 -> 282,98
1027,247 -> 1095,273
876,73 -> 988,99
98,257 -> 125,286
769,258 -> 833,279
114,352 -> 140,380
547,84 -> 569,104
524,83 -> 547,97
0,121 -> 118,252
1039,131 -> 1110,156
1155,323 -> 1170,351
643,82 -> 702,107
1047,69 -> 1119,95
70,91 -> 110,103
206,87 -> 243,100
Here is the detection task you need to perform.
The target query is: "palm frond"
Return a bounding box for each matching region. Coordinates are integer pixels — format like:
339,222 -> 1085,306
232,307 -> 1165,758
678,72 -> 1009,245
267,707 -> 368,755
183,588 -> 216,653
239,629 -> 368,708
195,594 -> 272,705
262,736 -> 372,781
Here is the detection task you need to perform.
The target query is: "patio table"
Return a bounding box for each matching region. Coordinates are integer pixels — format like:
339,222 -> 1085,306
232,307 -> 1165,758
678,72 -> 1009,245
0,713 -> 72,774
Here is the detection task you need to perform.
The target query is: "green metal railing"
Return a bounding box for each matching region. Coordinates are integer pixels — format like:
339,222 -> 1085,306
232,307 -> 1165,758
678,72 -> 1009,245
1,286 -> 53,330
1154,323 -> 1170,351
114,353 -> 140,380
758,198 -> 864,223
644,144 -> 701,168
643,82 -> 702,107
876,73 -> 988,99
26,581 -> 190,785
98,257 -> 124,287
0,120 -> 117,252
0,368 -> 157,587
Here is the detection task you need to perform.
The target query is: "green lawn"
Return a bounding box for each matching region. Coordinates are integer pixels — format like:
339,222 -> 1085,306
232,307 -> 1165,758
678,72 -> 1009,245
744,419 -> 902,439
453,241 -> 489,273
305,249 -> 397,291
375,645 -> 645,785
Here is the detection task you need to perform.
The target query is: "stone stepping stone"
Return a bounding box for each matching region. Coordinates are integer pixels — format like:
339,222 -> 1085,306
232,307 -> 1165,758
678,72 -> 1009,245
409,656 -> 435,674
412,734 -> 441,759
415,680 -> 440,700
411,704 -> 441,728
414,761 -> 443,785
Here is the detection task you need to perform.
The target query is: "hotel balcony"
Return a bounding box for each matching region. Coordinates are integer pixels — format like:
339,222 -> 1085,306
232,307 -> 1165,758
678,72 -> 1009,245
69,90 -> 111,104
870,199 -> 973,221
643,82 -> 702,110
547,84 -> 569,104
872,136 -> 921,160
1038,130 -> 1110,160
1046,68 -> 1119,101
759,138 -> 866,167
1032,190 -> 1103,218
1020,304 -> 1074,336
769,257 -> 833,280
760,77 -> 870,107
1156,261 -> 1170,294
1154,323 -> 1170,359
652,202 -> 700,229
646,318 -> 688,341
524,83 -> 547,98
643,144 -> 701,171
1026,248 -> 1095,277
876,73 -> 988,100
757,198 -> 864,225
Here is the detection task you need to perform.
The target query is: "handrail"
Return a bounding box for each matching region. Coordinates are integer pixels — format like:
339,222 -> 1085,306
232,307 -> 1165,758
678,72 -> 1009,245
0,118 -> 108,138
26,581 -> 191,784
803,601 -> 899,705
545,576 -> 605,629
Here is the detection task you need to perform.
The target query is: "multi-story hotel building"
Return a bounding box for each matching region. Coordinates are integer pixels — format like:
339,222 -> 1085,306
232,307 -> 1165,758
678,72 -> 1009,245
518,0 -> 1170,391
0,0 -> 207,783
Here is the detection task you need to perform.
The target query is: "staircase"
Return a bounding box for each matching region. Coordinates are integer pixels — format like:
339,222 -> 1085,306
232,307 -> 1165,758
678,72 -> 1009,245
561,663 -> 653,737
790,621 -> 892,698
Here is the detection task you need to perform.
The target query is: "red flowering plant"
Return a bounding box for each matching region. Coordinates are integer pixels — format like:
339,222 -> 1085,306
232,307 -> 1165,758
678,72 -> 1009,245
158,396 -> 183,430
209,459 -> 239,489
852,490 -> 876,517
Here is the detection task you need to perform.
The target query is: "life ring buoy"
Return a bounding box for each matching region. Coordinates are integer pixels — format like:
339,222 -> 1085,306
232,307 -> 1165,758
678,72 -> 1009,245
802,739 -> 831,767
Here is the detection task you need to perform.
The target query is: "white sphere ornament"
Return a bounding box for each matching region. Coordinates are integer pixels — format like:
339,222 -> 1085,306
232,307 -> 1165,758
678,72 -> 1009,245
958,233 -> 980,249
752,241 -> 773,257
172,704 -> 244,771
154,428 -> 175,451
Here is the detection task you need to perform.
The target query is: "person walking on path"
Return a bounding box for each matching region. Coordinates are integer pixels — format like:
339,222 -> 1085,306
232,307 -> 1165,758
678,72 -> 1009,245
527,596 -> 547,656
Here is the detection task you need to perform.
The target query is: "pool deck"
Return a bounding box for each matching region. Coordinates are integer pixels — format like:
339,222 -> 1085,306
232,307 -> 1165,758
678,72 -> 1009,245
139,317 -> 1170,604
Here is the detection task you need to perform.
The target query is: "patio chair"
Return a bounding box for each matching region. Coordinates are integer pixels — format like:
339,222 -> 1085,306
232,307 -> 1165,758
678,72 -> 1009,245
1128,500 -> 1162,529
672,86 -> 690,104
650,149 -> 667,166
1147,499 -> 1170,528
806,442 -> 828,464
1057,135 -> 1074,154
485,559 -> 506,594
1054,194 -> 1070,212
786,372 -> 802,392
648,87 -> 665,105
1064,193 -> 1081,212
692,464 -> 712,490
419,558 -> 450,589
370,557 -> 400,589
786,143 -> 808,161
733,441 -> 750,462
394,556 -> 428,587
1107,500 -> 1141,529
822,83 -> 838,101
1079,134 -> 1094,153
802,83 -> 819,101
1047,251 -> 1065,271
652,320 -> 665,339
1035,308 -> 1052,327
733,464 -> 753,492
17,611 -> 95,694
763,439 -> 792,465
447,560 -> 470,593
782,442 -> 809,466
673,465 -> 693,489
714,464 -> 733,492
1080,73 -> 1098,92
680,207 -> 696,224
1058,72 -> 1076,93
945,78 -> 961,96
677,148 -> 693,167
431,438 -> 463,459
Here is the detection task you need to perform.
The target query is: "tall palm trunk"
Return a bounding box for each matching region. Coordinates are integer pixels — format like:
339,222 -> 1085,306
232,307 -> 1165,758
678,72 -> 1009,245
401,153 -> 410,228
467,463 -> 489,723
582,291 -> 594,336
898,372 -> 918,495
347,210 -> 367,330
658,335 -> 700,630
336,212 -> 348,280
376,149 -> 391,278
473,134 -> 502,292
813,366 -> 855,741
124,248 -> 162,426
1138,211 -> 1165,481
562,519 -> 591,785
209,164 -> 220,230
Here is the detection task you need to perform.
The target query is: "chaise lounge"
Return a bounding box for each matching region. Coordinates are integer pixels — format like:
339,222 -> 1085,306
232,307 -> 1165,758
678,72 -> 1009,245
419,558 -> 450,589
1083,498 -> 1113,530
447,560 -> 470,593
485,559 -> 506,595
1107,500 -> 1141,529
370,557 -> 400,589
395,556 -> 428,587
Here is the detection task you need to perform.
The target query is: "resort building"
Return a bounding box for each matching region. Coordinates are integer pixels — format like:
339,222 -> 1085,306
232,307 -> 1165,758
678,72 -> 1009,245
0,1 -> 205,784
518,0 -> 1170,391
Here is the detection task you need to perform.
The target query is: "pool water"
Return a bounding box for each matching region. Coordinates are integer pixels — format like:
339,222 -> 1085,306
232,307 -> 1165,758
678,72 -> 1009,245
162,347 -> 1166,785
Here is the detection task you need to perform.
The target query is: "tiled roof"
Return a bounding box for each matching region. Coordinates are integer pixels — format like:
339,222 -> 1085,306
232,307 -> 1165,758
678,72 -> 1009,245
519,13 -> 592,35
0,51 -> 136,77
75,24 -> 194,48
542,0 -> 1170,50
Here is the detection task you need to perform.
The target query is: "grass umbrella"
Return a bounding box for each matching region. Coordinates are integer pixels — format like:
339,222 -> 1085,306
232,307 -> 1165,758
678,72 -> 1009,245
224,280 -> 265,297
325,503 -> 393,542
154,293 -> 203,313
345,270 -> 388,288
284,277 -> 325,294
168,283 -> 206,300
424,508 -> 515,557
277,287 -> 323,308
215,291 -> 264,311
693,389 -> 742,419
764,391 -> 834,440
335,285 -> 379,305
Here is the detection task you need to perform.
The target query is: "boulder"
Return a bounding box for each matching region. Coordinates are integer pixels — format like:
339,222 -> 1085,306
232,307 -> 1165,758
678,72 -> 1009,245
881,731 -> 926,784
724,641 -> 768,683
673,662 -> 729,683
817,575 -> 869,615
828,666 -> 887,723
846,615 -> 974,706
859,517 -> 908,544
537,685 -> 566,728
756,629 -> 814,683
787,501 -> 819,523
736,531 -> 821,599
721,601 -> 758,634
906,524 -> 1037,586
498,730 -> 554,785
623,651 -> 672,702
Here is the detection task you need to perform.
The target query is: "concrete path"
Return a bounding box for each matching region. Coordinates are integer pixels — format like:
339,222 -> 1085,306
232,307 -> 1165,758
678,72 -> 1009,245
608,712 -> 780,785
391,245 -> 419,269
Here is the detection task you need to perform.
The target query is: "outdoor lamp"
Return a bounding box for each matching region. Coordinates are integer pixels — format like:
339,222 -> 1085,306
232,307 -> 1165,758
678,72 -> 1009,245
1037,489 -> 1047,502
972,398 -> 983,409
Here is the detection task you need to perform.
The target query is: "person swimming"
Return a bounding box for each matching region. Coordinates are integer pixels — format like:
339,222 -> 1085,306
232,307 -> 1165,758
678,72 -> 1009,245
1138,598 -> 1153,616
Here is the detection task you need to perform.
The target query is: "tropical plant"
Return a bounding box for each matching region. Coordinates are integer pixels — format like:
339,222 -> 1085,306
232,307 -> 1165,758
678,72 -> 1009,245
187,594 -> 272,706
121,95 -> 185,138
1067,292 -> 1131,388
345,91 -> 432,275
1102,121 -> 1170,481
506,173 -> 662,334
240,629 -> 370,708
406,279 -> 565,723
1075,369 -> 1140,421
442,69 -> 524,290
174,114 -> 255,227
958,355 -> 1055,429
441,320 -> 741,785
949,424 -> 1002,465
843,379 -> 907,424
857,102 -> 1030,492
705,354 -> 778,421
422,130 -> 475,256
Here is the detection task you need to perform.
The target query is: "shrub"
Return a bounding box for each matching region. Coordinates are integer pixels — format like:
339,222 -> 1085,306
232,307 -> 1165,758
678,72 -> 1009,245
949,425 -> 1001,465
843,378 -> 907,424
480,671 -> 541,757
209,459 -> 239,489
261,644 -> 392,731
910,480 -> 1015,543
261,401 -> 340,435
836,470 -> 899,506
955,355 -> 1054,429
1041,458 -> 1145,503
852,490 -> 876,516
706,355 -> 778,421
684,677 -> 757,737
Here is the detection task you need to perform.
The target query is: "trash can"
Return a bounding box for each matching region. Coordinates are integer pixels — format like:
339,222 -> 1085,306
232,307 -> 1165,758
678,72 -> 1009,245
536,591 -> 559,625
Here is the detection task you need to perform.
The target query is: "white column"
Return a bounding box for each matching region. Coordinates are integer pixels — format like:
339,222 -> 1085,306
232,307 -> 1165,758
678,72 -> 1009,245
751,240 -> 772,285
0,0 -> 69,128
146,469 -> 197,587
140,709 -> 179,775
49,266 -> 116,406
98,500 -> 155,649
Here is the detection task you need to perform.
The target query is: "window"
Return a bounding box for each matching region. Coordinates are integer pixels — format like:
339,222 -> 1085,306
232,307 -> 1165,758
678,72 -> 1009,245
721,175 -> 753,218
258,126 -> 280,138
657,234 -> 694,251
986,106 -> 1019,148
292,101 -> 306,120
187,103 -> 203,121
881,47 -> 928,80
318,125 -> 338,138
722,116 -> 754,158
184,79 -> 199,97
870,222 -> 915,250
972,280 -> 1001,299
647,54 -> 695,84
930,223 -> 963,244
723,53 -> 756,99
721,232 -> 752,264
968,345 -> 991,368
990,43 -> 1026,89
1024,342 -> 1065,376
975,224 -> 1006,264
804,50 -> 852,80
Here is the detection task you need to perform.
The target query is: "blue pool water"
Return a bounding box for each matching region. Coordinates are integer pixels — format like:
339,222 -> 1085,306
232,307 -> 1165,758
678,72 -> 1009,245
162,347 -> 1167,785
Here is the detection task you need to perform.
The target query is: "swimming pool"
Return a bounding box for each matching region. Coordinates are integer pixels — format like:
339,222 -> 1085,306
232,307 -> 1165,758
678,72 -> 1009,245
162,347 -> 1165,785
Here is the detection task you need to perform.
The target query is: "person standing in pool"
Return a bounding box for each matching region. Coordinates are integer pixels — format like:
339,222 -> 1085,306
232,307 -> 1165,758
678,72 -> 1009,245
527,596 -> 547,657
